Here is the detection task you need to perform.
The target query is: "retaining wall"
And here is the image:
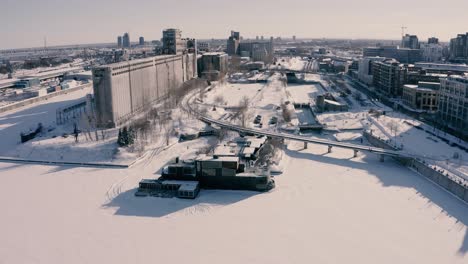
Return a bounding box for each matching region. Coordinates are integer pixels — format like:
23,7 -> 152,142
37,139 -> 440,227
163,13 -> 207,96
364,131 -> 468,203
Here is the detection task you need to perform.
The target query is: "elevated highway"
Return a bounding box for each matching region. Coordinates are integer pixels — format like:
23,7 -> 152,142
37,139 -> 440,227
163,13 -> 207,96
199,115 -> 413,159
181,89 -> 412,161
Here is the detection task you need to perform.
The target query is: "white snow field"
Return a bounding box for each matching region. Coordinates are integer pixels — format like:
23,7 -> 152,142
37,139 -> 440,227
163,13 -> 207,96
0,138 -> 467,263
0,73 -> 467,263
0,85 -> 93,157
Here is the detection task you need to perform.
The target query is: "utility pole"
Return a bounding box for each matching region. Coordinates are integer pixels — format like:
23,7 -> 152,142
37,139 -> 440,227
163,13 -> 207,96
44,36 -> 47,50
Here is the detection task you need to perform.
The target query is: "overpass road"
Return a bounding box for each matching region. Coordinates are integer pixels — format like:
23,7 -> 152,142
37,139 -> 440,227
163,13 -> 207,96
181,89 -> 413,160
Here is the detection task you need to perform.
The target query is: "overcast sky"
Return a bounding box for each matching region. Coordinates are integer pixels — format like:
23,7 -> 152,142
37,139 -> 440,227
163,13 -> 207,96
1,0 -> 467,49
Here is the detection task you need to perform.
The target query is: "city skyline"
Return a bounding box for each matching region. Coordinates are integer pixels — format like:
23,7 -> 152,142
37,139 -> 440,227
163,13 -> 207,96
1,0 -> 468,49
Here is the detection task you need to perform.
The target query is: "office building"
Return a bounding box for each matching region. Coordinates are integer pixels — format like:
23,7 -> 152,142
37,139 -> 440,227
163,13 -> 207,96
401,34 -> 420,49
197,42 -> 210,52
406,70 -> 444,85
437,75 -> 468,139
139,36 -> 145,46
92,54 -> 197,127
372,59 -> 407,97
428,37 -> 439,44
197,52 -> 228,81
420,42 -> 444,62
117,36 -> 122,48
162,28 -> 185,55
363,46 -> 422,64
449,33 -> 468,63
122,33 -> 130,48
413,62 -> 468,75
402,82 -> 439,112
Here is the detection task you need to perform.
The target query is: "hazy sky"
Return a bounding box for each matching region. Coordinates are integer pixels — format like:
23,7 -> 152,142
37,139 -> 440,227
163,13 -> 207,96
1,0 -> 467,49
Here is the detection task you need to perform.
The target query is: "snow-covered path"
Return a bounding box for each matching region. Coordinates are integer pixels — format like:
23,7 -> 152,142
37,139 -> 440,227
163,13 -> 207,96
0,139 -> 466,263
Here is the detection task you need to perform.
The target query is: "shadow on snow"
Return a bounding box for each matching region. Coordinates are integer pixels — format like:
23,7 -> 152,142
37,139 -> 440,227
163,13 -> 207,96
285,147 -> 468,256
102,188 -> 261,218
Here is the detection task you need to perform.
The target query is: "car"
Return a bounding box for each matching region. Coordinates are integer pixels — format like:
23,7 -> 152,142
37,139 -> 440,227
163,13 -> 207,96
269,117 -> 278,125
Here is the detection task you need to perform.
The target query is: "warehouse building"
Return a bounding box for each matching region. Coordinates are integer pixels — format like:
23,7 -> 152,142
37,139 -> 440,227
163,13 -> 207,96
92,53 -> 197,127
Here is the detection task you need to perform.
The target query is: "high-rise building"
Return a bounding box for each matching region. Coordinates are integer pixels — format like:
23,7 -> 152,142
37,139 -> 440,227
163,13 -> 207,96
117,36 -> 122,48
420,43 -> 444,62
139,36 -> 145,46
402,34 -> 420,49
122,32 -> 130,48
428,37 -> 439,44
227,31 -> 240,56
437,75 -> 468,139
162,28 -> 184,55
293,35 -> 296,41
372,58 -> 407,97
231,31 -> 240,40
449,33 -> 468,63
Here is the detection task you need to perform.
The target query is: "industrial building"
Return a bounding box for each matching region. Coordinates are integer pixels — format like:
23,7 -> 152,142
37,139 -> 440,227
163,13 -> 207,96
162,28 -> 185,55
197,52 -> 229,81
92,53 -> 197,127
238,40 -> 274,63
226,31 -> 274,63
402,82 -> 439,112
437,75 -> 468,139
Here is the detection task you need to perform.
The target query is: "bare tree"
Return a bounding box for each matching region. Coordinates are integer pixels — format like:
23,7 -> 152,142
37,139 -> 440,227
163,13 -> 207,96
228,56 -> 242,74
162,120 -> 175,146
216,128 -> 228,144
237,96 -> 250,127
388,120 -> 400,145
214,95 -> 225,106
281,103 -> 292,123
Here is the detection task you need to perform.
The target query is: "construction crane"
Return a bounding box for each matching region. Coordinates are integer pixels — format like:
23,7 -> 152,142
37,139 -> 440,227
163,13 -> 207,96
401,26 -> 407,37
